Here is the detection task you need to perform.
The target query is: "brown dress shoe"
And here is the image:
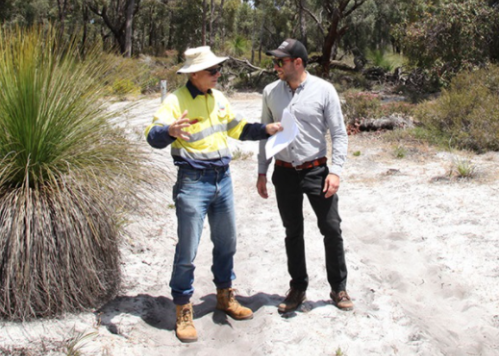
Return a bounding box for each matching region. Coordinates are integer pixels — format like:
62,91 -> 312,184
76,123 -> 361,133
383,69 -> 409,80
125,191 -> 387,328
175,303 -> 198,343
216,288 -> 254,320
330,290 -> 354,311
278,288 -> 306,313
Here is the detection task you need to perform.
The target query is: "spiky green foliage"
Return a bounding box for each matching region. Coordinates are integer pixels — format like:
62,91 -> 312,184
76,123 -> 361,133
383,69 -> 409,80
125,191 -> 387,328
0,26 -> 156,320
225,35 -> 249,57
366,49 -> 407,72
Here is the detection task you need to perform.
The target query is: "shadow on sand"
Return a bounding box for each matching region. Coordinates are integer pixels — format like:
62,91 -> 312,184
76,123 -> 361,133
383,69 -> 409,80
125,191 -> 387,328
96,291 -> 334,334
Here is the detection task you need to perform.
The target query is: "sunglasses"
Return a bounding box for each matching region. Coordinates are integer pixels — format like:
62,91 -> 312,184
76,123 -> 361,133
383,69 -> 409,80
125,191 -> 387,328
204,65 -> 223,76
272,58 -> 295,68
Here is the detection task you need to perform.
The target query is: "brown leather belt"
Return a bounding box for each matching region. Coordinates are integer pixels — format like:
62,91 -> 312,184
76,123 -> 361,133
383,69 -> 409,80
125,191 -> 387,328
275,157 -> 327,170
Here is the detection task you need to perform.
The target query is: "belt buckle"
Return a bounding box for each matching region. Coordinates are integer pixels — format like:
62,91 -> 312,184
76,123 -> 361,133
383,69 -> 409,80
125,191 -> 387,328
294,165 -> 303,171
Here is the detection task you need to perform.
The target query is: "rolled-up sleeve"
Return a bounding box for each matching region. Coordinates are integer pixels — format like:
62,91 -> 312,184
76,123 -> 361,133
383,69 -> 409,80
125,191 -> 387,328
324,87 -> 348,176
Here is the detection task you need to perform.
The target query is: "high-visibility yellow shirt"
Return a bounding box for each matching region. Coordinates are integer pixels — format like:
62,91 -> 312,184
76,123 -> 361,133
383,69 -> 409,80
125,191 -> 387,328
145,81 -> 267,169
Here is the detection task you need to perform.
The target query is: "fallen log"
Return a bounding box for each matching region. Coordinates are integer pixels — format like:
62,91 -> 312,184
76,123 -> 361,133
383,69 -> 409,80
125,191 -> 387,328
347,114 -> 414,135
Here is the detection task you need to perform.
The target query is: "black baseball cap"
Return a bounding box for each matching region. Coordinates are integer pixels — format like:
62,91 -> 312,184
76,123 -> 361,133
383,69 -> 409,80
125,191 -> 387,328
266,39 -> 308,66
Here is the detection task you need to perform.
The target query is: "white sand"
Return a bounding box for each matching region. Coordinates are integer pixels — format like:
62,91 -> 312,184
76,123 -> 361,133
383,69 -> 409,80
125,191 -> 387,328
0,94 -> 498,356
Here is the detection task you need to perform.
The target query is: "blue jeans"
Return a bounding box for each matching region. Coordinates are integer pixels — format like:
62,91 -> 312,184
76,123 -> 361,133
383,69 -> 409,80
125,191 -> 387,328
170,165 -> 236,305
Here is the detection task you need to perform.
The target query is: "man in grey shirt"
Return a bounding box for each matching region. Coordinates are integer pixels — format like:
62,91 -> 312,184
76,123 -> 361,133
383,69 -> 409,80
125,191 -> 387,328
256,38 -> 353,312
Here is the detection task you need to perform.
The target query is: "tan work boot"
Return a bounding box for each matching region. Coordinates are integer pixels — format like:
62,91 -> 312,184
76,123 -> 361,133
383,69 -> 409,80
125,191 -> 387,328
175,303 -> 198,343
216,288 -> 254,320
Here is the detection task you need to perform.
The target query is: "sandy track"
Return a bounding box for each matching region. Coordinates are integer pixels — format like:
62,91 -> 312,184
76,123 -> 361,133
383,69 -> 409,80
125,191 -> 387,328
0,95 -> 497,356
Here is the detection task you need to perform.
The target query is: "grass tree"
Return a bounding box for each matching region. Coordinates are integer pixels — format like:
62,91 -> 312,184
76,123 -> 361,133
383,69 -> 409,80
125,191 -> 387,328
0,26 -> 156,320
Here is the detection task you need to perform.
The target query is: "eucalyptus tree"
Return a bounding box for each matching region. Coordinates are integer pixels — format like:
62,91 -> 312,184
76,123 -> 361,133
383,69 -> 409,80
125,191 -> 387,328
86,0 -> 142,57
393,0 -> 499,81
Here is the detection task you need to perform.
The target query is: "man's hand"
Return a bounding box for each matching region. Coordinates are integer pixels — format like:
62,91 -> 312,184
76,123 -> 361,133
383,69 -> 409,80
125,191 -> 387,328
265,122 -> 283,135
323,173 -> 340,198
256,175 -> 268,199
168,110 -> 191,140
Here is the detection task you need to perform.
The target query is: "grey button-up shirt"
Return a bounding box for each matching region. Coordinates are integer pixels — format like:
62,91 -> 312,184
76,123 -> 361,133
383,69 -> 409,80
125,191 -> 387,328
258,73 -> 348,176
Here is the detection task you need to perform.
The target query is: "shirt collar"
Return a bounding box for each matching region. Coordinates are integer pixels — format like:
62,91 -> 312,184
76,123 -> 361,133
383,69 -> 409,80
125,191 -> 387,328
186,80 -> 212,99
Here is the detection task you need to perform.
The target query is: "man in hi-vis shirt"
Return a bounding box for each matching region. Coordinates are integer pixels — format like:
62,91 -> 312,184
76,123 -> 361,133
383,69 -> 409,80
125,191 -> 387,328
146,46 -> 281,343
257,39 -> 353,314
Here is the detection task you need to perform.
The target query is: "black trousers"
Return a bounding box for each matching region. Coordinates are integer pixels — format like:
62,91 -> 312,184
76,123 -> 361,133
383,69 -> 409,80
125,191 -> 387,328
272,164 -> 347,292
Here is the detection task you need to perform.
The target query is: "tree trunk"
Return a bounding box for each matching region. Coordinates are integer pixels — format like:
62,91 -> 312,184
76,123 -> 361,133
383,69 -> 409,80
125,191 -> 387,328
87,0 -> 141,57
320,0 -> 367,77
124,0 -> 135,57
148,20 -> 154,50
298,0 -> 307,47
320,11 -> 340,77
209,0 -> 215,46
202,0 -> 207,46
219,0 -> 225,47
167,8 -> 175,49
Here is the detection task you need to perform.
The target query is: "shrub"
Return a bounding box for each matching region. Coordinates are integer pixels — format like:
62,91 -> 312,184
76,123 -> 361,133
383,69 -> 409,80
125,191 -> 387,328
342,90 -> 381,124
452,158 -> 477,179
330,70 -> 373,92
379,101 -> 415,117
154,64 -> 187,93
141,54 -> 184,94
393,145 -> 407,159
111,78 -> 141,99
414,64 -> 499,152
0,26 -> 158,320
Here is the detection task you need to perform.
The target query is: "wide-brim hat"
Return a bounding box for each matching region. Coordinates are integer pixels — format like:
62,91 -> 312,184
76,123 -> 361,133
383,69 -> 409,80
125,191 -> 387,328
177,46 -> 228,74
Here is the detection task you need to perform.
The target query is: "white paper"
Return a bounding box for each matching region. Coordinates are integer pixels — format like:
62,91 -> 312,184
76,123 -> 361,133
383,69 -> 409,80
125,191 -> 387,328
265,108 -> 299,160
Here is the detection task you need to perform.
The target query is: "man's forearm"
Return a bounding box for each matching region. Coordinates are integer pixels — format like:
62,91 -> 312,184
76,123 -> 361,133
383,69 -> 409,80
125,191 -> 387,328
257,138 -> 272,175
330,124 -> 348,176
239,123 -> 269,141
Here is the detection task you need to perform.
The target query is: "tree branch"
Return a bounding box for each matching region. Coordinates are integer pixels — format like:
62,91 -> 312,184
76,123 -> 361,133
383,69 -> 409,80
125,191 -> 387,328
227,56 -> 270,72
344,0 -> 367,18
301,5 -> 325,34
